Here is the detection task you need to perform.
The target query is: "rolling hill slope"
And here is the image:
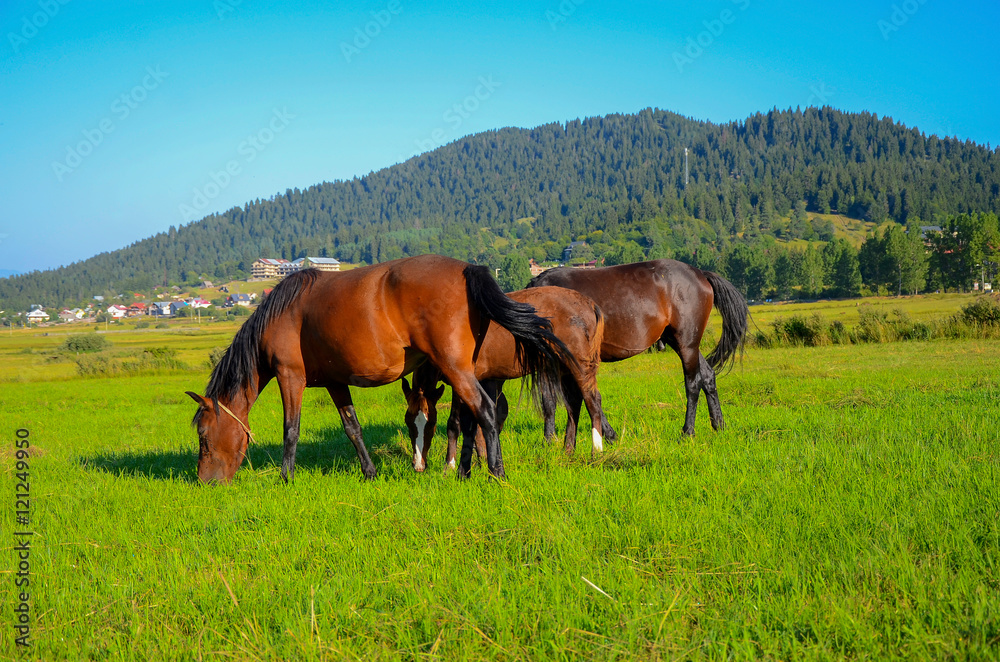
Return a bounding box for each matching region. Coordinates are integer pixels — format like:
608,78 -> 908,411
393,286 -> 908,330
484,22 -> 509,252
2,106 -> 998,310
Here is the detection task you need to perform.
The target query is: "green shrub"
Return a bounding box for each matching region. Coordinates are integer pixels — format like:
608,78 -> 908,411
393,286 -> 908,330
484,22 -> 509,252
772,314 -> 827,346
855,306 -> 893,343
828,320 -> 849,344
155,322 -> 169,329
959,297 -> 1000,325
134,321 -> 150,329
75,347 -> 187,377
61,334 -> 111,353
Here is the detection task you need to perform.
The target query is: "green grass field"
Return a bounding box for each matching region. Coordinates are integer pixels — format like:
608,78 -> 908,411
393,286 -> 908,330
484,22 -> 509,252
1,295 -> 998,660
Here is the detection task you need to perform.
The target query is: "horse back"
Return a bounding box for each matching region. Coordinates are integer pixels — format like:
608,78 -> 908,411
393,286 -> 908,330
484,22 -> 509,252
274,255 -> 482,387
529,260 -> 713,359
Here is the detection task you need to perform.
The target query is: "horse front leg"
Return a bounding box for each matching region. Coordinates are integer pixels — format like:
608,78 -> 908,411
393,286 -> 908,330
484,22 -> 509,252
277,370 -> 306,483
328,384 -> 377,480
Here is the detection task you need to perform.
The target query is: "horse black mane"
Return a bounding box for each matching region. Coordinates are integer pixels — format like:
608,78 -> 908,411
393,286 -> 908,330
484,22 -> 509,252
205,269 -> 321,402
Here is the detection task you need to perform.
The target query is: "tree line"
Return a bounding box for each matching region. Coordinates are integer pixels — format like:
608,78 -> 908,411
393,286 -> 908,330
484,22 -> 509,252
717,212 -> 998,300
490,212 -> 998,299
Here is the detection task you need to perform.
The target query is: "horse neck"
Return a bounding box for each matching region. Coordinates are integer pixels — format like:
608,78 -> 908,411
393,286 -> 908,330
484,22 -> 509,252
218,377 -> 264,421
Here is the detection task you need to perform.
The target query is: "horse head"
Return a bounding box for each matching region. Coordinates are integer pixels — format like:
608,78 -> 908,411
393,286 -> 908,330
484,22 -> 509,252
186,391 -> 250,483
401,377 -> 445,472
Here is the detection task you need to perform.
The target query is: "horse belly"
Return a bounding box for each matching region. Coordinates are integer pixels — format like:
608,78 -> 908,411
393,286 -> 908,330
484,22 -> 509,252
302,322 -> 412,388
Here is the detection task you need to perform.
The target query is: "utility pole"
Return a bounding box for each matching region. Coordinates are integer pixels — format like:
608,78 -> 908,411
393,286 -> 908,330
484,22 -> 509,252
684,147 -> 689,188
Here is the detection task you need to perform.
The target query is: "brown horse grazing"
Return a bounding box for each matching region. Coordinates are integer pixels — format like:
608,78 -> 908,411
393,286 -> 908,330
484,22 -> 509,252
528,259 -> 749,437
186,254 -> 572,483
400,286 -> 607,470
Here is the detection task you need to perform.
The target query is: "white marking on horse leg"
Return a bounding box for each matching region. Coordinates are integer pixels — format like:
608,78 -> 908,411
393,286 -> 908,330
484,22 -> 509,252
592,427 -> 604,453
413,411 -> 427,471
447,458 -> 456,469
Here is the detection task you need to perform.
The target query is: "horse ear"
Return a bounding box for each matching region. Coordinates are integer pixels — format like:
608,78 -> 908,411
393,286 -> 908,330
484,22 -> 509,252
434,384 -> 446,401
186,391 -> 209,408
400,378 -> 411,398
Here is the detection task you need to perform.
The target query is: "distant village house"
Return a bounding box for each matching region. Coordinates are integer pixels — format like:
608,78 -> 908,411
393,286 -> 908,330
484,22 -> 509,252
228,293 -> 255,307
529,259 -> 551,277
255,256 -> 341,280
151,302 -> 173,317
251,258 -> 290,279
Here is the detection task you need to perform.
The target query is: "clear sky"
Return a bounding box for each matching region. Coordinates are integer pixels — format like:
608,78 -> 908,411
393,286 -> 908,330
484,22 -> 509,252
1,0 -> 998,274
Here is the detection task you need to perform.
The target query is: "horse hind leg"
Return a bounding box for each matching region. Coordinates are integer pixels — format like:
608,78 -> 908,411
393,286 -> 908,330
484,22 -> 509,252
540,375 -> 558,444
661,328 -> 704,437
445,393 -> 461,470
679,347 -> 704,437
327,384 -> 377,480
474,380 -> 502,460
561,375 -> 583,455
447,372 -> 503,479
580,385 -> 607,456
699,354 -> 725,431
579,355 -> 611,447
601,415 -> 618,442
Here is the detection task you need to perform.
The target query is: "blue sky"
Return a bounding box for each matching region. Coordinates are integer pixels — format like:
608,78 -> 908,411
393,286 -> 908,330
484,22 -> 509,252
1,0 -> 998,274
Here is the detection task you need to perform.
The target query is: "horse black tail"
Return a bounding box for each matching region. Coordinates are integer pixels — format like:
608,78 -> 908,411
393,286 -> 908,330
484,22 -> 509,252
463,265 -> 577,397
702,270 -> 749,374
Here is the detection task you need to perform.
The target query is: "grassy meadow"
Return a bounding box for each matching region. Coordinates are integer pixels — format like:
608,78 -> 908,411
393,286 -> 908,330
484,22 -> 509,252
1,294 -> 998,660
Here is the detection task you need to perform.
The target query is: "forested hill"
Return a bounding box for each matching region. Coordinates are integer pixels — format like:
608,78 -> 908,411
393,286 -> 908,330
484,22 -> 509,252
4,106 -> 999,309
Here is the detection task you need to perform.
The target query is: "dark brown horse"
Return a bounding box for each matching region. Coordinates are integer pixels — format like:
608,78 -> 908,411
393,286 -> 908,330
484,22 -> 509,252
401,286 -> 606,470
186,254 -> 571,483
528,259 -> 749,437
